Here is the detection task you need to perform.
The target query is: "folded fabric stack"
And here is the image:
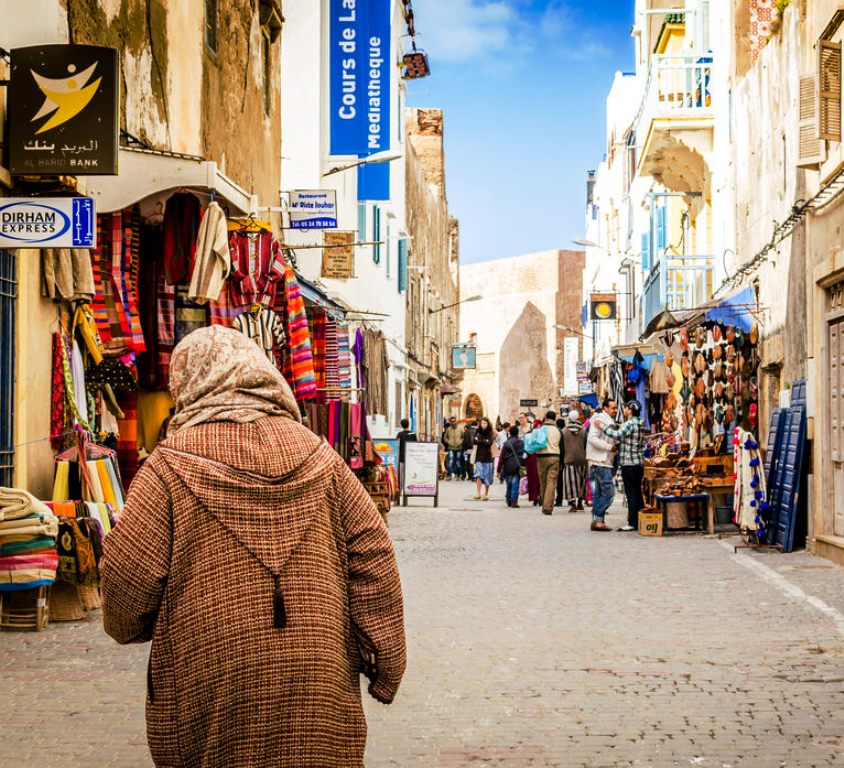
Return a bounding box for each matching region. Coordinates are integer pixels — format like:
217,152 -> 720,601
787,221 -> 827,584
0,488 -> 60,592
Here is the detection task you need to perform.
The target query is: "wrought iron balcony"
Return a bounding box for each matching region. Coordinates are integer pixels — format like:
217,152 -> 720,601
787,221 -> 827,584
640,254 -> 715,332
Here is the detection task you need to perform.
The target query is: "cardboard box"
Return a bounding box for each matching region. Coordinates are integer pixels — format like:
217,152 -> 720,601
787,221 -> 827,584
639,511 -> 663,537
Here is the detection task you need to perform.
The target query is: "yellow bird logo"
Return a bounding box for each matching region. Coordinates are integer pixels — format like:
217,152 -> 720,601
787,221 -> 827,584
30,62 -> 101,134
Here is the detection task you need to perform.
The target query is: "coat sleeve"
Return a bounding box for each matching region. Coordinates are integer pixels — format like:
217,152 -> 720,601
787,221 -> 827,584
100,460 -> 173,645
334,458 -> 406,704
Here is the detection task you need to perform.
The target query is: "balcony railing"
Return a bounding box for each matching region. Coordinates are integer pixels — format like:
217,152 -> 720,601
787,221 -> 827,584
635,54 -> 713,135
641,254 -> 715,332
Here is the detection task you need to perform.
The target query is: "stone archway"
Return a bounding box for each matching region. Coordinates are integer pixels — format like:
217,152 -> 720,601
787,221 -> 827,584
464,393 -> 484,420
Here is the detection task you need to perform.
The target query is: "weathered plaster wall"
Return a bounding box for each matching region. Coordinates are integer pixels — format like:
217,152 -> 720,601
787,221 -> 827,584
67,0 -> 280,206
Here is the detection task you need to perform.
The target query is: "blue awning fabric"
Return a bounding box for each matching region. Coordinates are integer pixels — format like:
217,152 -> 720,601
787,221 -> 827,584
704,285 -> 756,332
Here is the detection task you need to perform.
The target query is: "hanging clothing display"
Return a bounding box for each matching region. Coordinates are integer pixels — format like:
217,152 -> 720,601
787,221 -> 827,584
162,192 -> 203,285
362,328 -> 390,417
733,428 -> 767,536
228,230 -> 285,308
311,308 -> 327,402
306,401 -> 367,468
325,317 -> 341,393
233,308 -> 286,364
337,324 -> 352,391
188,200 -> 230,304
280,266 -> 317,400
41,248 -> 95,303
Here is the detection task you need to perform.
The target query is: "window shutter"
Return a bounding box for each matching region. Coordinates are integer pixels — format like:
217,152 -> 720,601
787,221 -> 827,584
656,207 -> 667,251
819,40 -> 842,142
641,232 -> 651,273
357,202 -> 367,242
398,239 -> 408,293
798,75 -> 826,167
372,206 -> 381,264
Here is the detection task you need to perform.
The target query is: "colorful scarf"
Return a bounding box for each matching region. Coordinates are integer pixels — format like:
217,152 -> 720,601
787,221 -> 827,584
282,266 -> 316,401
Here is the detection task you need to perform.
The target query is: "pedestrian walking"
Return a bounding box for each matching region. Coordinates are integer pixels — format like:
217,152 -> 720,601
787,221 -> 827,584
535,411 -> 562,516
554,417 -> 566,507
561,410 -> 589,512
581,406 -> 594,507
462,420 -> 478,480
497,425 -> 525,507
517,412 -> 531,439
100,326 -> 406,768
396,418 -> 418,463
525,418 -> 542,506
596,400 -> 646,531
442,416 -> 465,480
586,398 -> 619,531
472,417 -> 497,501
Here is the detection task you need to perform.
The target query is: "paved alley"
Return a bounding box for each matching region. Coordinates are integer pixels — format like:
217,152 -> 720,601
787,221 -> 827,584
3,480 -> 844,767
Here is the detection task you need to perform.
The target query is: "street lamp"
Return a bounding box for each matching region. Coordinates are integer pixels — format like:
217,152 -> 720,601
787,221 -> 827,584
322,148 -> 403,177
430,295 -> 482,314
571,238 -> 606,250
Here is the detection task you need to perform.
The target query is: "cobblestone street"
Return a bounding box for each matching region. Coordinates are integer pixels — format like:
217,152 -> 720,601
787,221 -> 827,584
3,480 -> 844,767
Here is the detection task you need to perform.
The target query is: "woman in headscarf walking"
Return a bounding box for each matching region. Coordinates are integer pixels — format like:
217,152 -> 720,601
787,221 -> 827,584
100,326 -> 406,768
472,417 -> 497,500
525,418 -> 542,506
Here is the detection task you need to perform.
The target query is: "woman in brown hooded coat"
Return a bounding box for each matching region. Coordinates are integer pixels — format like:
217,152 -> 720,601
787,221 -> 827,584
101,325 -> 406,768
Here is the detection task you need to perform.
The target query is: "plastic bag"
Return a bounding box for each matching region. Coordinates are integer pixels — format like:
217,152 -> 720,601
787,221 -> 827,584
519,476 -> 529,496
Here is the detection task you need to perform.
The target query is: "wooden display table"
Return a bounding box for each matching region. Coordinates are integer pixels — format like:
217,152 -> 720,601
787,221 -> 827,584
653,492 -> 712,533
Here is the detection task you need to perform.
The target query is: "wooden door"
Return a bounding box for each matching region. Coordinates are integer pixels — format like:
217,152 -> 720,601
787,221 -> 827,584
831,317 -> 844,536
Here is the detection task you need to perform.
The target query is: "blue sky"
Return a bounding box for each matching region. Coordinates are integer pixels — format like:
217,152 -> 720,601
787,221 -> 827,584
406,0 -> 634,264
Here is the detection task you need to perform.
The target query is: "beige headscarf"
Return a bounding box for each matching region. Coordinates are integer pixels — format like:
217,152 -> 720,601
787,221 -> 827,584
167,325 -> 301,436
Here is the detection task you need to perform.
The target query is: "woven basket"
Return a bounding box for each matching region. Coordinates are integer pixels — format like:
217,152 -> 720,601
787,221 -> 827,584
666,501 -> 689,529
49,582 -> 86,622
0,586 -> 50,632
79,585 -> 101,611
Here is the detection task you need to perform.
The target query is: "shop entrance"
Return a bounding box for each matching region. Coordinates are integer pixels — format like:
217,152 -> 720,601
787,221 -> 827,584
828,281 -> 844,536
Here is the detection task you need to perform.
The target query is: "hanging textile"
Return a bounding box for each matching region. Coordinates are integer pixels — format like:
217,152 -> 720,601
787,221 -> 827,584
325,317 -> 340,394
733,428 -> 768,537
337,324 -> 352,391
280,266 -> 316,400
188,200 -> 230,304
312,308 -> 327,403
162,192 -> 203,285
156,274 -> 177,388
233,308 -> 286,364
116,391 -> 139,486
362,328 -> 389,417
175,285 -> 208,342
50,332 -> 68,450
136,222 -> 164,390
353,328 -> 365,398
90,210 -> 146,356
229,231 -> 285,308
41,248 -> 95,303
209,282 -> 244,328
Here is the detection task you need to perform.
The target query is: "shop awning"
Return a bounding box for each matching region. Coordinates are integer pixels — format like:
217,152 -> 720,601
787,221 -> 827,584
296,272 -> 347,321
609,342 -> 662,371
640,285 -> 758,338
87,147 -> 257,215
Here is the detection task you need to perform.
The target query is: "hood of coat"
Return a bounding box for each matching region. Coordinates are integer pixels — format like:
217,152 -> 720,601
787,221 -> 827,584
155,417 -> 334,576
566,422 -> 584,435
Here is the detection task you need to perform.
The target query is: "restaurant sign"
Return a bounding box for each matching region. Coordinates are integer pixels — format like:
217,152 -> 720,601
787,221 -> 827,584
9,45 -> 119,176
289,189 -> 338,230
0,197 -> 96,249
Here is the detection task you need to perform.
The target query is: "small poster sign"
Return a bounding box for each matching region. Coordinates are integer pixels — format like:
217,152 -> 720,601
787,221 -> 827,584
321,231 -> 355,279
402,441 -> 439,506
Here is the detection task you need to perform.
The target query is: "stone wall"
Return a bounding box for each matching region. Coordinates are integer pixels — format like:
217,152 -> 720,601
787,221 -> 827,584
460,250 -> 585,422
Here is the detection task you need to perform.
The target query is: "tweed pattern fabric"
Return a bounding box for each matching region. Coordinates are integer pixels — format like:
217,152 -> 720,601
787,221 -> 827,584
101,416 -> 406,767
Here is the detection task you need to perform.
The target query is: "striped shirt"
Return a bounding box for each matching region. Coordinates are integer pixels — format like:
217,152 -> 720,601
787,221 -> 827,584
234,308 -> 286,364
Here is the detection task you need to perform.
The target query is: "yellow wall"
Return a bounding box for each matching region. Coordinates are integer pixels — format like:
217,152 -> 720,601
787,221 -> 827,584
13,250 -> 59,498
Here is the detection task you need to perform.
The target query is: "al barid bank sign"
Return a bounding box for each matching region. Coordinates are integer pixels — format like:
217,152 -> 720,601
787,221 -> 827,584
9,45 -> 119,176
329,0 -> 391,200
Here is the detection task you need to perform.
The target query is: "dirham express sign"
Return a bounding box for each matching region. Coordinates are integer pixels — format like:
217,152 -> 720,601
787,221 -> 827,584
9,45 -> 119,176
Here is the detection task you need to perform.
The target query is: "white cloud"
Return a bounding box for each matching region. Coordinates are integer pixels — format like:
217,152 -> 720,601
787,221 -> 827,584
414,0 -> 611,68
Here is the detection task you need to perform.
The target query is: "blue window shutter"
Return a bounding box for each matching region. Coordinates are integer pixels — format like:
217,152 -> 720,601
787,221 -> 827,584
641,232 -> 651,272
372,206 -> 381,264
358,202 -> 367,242
657,206 -> 667,251
398,239 -> 408,292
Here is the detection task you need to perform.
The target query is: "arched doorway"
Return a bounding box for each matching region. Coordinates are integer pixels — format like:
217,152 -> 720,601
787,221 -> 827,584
464,393 -> 484,420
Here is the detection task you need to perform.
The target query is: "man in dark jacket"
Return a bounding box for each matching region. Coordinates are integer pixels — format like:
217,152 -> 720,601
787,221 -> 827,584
497,425 -> 525,507
396,418 -> 417,463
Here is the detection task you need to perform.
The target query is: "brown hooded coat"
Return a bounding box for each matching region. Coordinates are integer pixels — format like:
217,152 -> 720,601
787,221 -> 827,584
101,328 -> 405,767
